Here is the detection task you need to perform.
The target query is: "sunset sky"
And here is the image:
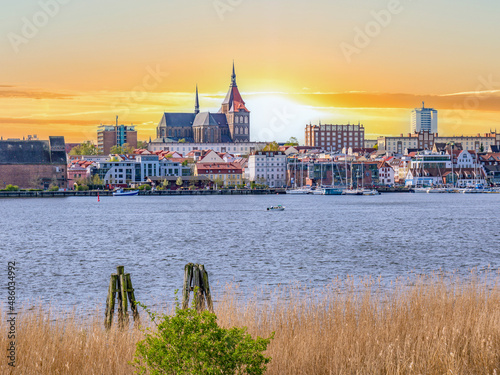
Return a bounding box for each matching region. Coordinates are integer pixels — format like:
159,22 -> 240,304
1,0 -> 500,143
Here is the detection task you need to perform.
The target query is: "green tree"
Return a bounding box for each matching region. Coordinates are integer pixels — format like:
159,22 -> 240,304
110,143 -> 134,154
176,176 -> 183,187
263,142 -> 279,151
4,184 -> 19,191
182,160 -> 189,167
134,302 -> 273,375
285,137 -> 299,146
373,143 -> 379,150
137,140 -> 147,149
178,138 -> 186,143
69,141 -> 99,155
213,177 -> 224,189
480,143 -> 484,152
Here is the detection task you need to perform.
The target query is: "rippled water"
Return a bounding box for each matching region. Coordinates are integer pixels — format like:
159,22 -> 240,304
2,194 -> 499,310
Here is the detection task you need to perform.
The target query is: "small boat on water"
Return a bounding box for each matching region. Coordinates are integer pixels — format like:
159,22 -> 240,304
323,187 -> 343,195
412,187 -> 429,193
342,188 -> 363,195
286,187 -> 311,194
267,205 -> 285,211
113,188 -> 139,196
360,188 -> 380,196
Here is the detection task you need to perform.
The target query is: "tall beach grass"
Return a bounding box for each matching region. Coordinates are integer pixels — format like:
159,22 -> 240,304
1,272 -> 499,374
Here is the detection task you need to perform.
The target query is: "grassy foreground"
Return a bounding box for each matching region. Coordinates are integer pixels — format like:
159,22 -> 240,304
1,273 -> 499,374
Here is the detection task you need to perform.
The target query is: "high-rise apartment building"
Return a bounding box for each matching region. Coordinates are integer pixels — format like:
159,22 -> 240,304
411,102 -> 438,133
97,117 -> 137,154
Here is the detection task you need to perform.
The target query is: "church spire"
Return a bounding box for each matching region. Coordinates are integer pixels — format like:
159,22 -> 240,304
231,61 -> 237,87
195,84 -> 200,114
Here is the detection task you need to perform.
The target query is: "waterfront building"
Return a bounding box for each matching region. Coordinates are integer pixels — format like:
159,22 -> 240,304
93,154 -> 190,185
155,63 -> 250,144
194,162 -> 242,187
411,102 -> 438,133
0,136 -> 67,189
304,123 -> 365,151
247,151 -> 287,188
97,118 -> 137,154
378,161 -> 395,186
67,160 -> 93,187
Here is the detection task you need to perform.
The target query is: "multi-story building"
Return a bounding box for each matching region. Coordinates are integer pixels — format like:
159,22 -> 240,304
378,161 -> 395,186
411,102 -> 438,133
0,136 -> 67,189
148,140 -> 266,155
247,151 -> 287,188
97,118 -> 137,154
305,123 -> 365,151
377,131 -> 436,154
194,163 -> 242,187
93,154 -> 190,185
436,131 -> 500,152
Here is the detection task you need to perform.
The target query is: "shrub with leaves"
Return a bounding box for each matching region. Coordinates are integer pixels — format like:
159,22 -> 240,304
134,303 -> 273,375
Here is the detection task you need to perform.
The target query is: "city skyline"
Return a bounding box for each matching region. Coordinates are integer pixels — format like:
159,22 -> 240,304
2,0 -> 500,142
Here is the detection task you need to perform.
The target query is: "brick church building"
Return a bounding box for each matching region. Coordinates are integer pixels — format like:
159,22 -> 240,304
155,63 -> 250,143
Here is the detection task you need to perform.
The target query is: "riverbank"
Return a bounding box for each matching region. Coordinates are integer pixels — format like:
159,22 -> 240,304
0,188 -> 286,198
1,273 -> 498,374
0,187 -> 415,197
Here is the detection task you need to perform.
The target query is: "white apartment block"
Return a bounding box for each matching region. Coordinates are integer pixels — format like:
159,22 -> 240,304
411,103 -> 438,133
248,151 -> 287,188
94,155 -> 190,185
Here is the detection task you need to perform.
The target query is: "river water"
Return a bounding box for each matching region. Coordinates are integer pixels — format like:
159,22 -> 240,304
2,194 -> 499,310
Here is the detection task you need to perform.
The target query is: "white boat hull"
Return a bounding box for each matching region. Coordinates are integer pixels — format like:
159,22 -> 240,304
113,190 -> 139,196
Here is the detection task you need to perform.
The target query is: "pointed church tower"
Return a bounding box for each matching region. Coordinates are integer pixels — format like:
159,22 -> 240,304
220,62 -> 250,142
195,85 -> 200,114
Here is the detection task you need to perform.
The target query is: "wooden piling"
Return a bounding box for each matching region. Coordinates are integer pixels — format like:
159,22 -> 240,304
104,274 -> 117,329
126,273 -> 139,323
182,263 -> 193,309
200,265 -> 213,313
182,263 -> 213,312
104,266 -> 139,329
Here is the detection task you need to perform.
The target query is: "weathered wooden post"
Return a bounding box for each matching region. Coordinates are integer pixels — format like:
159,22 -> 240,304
182,263 -> 213,312
104,266 -> 139,329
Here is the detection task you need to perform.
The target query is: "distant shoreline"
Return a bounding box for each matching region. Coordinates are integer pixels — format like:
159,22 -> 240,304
0,189 -> 286,198
0,187 -> 418,197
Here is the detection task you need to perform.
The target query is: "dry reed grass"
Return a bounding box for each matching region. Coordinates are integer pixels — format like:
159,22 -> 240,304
1,272 -> 499,374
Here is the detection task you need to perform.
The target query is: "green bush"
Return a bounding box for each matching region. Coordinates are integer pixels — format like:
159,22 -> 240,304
76,185 -> 89,191
48,185 -> 59,191
5,184 -> 19,191
134,303 -> 273,375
